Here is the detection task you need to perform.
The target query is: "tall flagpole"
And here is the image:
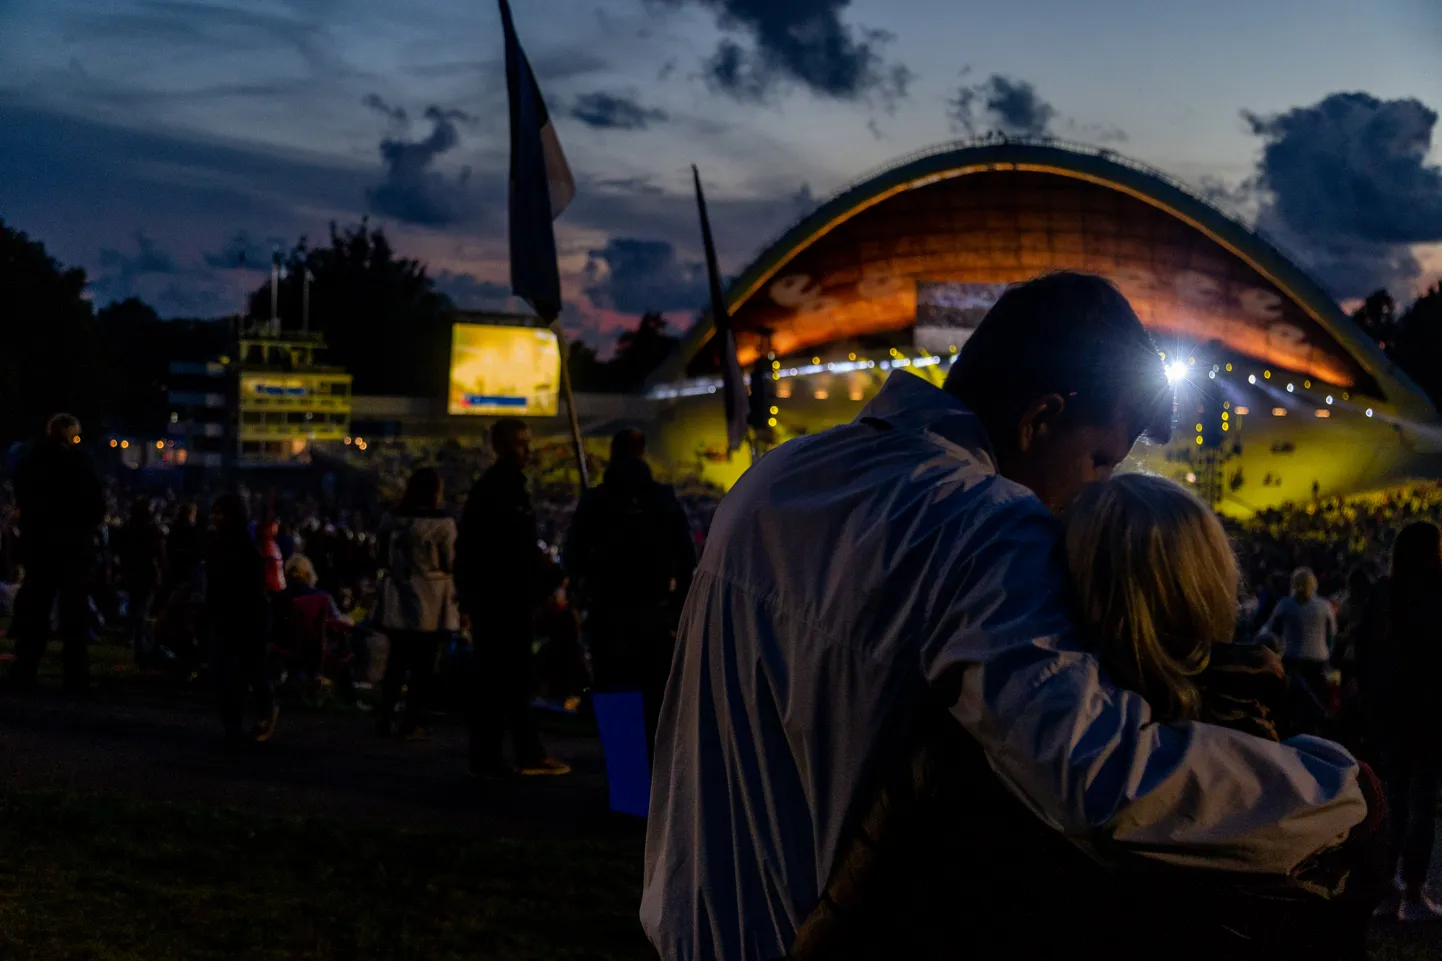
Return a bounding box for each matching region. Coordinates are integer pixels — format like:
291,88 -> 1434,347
499,0 -> 587,492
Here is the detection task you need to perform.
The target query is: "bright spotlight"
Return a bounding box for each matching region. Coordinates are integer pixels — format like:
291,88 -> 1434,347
1248,374 -> 1257,385
1165,362 -> 1189,384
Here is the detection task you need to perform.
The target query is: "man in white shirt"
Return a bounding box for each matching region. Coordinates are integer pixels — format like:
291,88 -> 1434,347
641,273 -> 1374,961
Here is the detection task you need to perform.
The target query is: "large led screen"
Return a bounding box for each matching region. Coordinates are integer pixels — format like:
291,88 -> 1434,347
448,324 -> 560,417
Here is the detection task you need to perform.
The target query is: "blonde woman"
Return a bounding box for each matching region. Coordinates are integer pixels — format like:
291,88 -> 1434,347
797,474 -> 1380,961
1065,473 -> 1287,739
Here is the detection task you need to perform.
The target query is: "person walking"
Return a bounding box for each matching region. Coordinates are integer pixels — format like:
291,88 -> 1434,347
456,419 -> 568,777
8,413 -> 105,693
565,428 -> 696,760
116,497 -> 166,667
376,468 -> 458,740
206,493 -> 278,745
1363,521 -> 1442,922
641,273 -> 1378,961
1260,566 -> 1337,735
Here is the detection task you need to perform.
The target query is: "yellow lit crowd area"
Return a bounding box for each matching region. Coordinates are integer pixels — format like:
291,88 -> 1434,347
448,323 -> 561,417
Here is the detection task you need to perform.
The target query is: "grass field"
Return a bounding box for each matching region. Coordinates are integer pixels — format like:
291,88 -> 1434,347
0,791 -> 652,961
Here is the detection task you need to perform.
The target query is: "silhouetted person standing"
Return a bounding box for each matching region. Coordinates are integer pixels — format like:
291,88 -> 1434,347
10,413 -> 104,693
457,419 -> 569,777
565,429 -> 696,759
116,497 -> 166,667
207,493 -> 278,745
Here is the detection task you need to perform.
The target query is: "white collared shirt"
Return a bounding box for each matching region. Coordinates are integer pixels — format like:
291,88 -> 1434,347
641,372 -> 1365,961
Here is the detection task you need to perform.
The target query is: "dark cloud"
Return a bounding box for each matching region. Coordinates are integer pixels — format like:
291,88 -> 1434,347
1242,92 -> 1442,298
366,105 -> 484,227
362,93 -> 408,126
202,230 -> 286,269
92,233 -> 237,315
433,270 -> 513,309
949,74 -> 1056,138
583,238 -> 707,315
660,0 -> 911,104
570,92 -> 669,131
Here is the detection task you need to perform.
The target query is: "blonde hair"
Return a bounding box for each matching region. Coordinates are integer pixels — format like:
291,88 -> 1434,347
1064,474 -> 1238,723
284,554 -> 318,587
1291,567 -> 1317,602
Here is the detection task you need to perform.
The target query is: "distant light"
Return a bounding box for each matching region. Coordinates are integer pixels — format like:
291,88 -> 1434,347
1195,423 -> 1204,432
1165,362 -> 1189,383
344,437 -> 352,445
1343,392 -> 1351,401
120,440 -> 130,449
1159,351 -> 1166,360
847,353 -> 857,361
772,360 -> 781,370
1315,409 -> 1331,418
769,406 -> 779,415
1194,436 -> 1203,445
1185,472 -> 1197,484
812,356 -> 820,365
355,437 -> 364,445
767,417 -> 777,427
768,352 -> 776,360
948,344 -> 958,354
1208,370 -> 1216,379
772,372 -> 780,381
155,440 -> 164,449
814,390 -> 828,400
1304,380 -> 1311,389
1272,407 -> 1287,417
1365,408 -> 1374,418
1222,423 -> 1230,431
1221,412 -> 1229,421
1235,407 -> 1250,415
1223,401 -> 1230,409
1286,383 -> 1295,392
72,436 -> 81,445
109,439 -> 118,448
1188,356 -> 1196,365
1325,395 -> 1334,405
1248,375 -> 1257,385
1264,370 -> 1272,379
1225,363 -> 1233,372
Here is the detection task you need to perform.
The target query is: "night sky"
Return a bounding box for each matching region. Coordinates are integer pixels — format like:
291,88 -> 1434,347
1,0 -> 1439,349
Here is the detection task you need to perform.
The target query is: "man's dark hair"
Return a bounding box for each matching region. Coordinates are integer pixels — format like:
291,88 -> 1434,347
610,428 -> 647,462
490,418 -> 529,452
943,272 -> 1171,445
399,467 -> 442,513
46,413 -> 80,441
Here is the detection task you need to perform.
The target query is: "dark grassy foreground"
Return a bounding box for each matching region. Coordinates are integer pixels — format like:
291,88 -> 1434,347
0,791 -> 652,961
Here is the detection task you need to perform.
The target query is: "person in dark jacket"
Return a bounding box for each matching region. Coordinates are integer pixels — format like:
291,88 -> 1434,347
456,419 -> 568,777
8,413 -> 105,692
165,502 -> 203,597
1362,521 -> 1442,922
565,429 -> 696,759
206,492 -> 278,745
116,497 -> 166,667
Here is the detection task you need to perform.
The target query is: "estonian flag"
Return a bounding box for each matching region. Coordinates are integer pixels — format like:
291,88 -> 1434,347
499,0 -> 575,320
693,165 -> 749,454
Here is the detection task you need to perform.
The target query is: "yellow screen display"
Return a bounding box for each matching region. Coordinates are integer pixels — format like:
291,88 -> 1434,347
448,324 -> 561,417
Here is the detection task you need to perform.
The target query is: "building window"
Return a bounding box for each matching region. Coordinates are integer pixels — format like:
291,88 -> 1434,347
242,412 -> 262,424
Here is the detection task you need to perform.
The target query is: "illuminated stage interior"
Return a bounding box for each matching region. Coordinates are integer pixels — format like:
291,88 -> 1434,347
644,140 -> 1440,514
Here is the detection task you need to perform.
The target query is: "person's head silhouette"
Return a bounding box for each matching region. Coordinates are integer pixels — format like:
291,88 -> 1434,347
944,272 -> 1170,512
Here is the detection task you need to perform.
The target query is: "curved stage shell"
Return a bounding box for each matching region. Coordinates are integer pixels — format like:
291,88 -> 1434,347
647,139 -> 1439,514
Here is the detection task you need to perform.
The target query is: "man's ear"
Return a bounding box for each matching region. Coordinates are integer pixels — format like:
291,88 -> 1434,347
1014,394 -> 1068,453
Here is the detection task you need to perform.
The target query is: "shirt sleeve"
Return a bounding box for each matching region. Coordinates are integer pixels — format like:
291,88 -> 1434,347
924,500 -> 1366,876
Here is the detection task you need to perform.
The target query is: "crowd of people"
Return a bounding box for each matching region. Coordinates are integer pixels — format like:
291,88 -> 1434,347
3,279 -> 1441,960
0,413 -> 716,777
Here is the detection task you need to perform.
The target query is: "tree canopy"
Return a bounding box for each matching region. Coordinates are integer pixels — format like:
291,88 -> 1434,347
0,217 -> 101,447
247,219 -> 454,397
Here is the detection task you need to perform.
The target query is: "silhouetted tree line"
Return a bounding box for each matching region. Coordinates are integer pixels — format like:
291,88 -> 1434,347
1351,286 -> 1442,405
0,216 -> 681,448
